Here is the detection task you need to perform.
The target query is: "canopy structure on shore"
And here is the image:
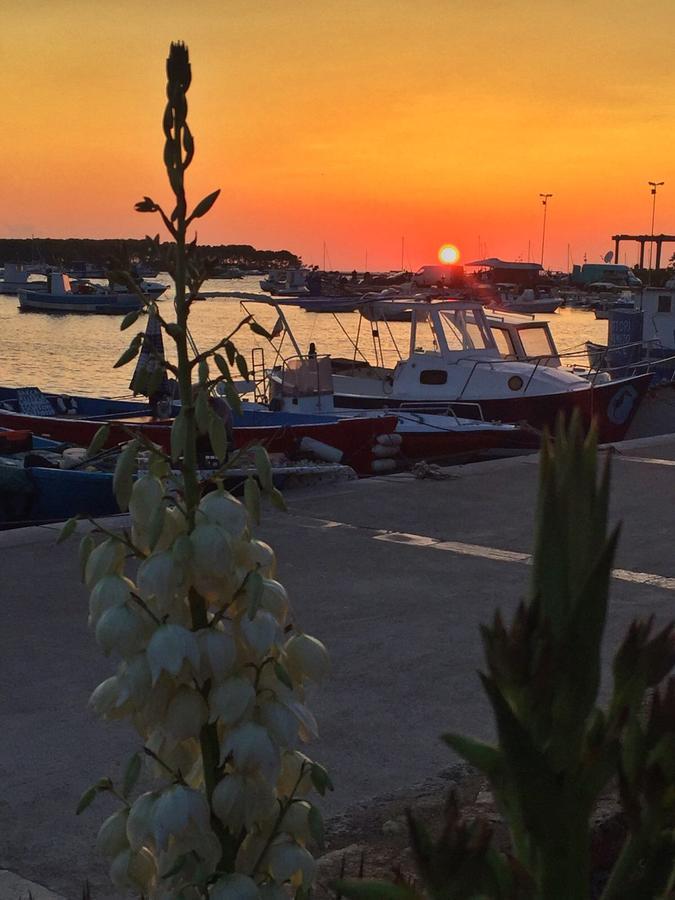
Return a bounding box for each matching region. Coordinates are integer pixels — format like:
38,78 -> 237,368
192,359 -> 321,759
466,257 -> 543,271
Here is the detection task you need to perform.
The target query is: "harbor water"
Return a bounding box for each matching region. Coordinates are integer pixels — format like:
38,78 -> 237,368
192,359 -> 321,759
0,275 -> 610,397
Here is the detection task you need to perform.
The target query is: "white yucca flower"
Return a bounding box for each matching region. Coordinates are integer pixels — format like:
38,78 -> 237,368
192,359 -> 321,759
210,873 -> 260,900
259,579 -> 289,624
284,634 -> 330,683
129,474 -> 164,528
95,604 -> 149,658
191,523 -> 235,600
221,722 -> 280,782
137,550 -> 179,614
96,808 -> 130,858
116,653 -> 152,706
126,790 -> 159,852
259,883 -> 289,900
197,627 -> 237,683
258,700 -> 299,749
147,624 -> 200,684
144,730 -> 201,779
212,773 -> 276,831
198,489 -> 248,537
108,846 -> 156,893
209,676 -> 255,726
88,574 -> 132,628
280,801 -> 312,843
89,676 -> 123,717
266,839 -> 316,886
85,537 -> 125,589
277,752 -> 313,798
154,504 -> 187,552
163,685 -> 208,741
151,784 -> 211,851
240,610 -> 279,657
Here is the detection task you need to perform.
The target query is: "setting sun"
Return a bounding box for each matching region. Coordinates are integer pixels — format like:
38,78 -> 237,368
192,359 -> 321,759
438,244 -> 460,264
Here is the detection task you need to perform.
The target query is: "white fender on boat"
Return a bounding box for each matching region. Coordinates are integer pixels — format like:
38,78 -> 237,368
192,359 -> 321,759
376,432 -> 403,447
60,447 -> 88,469
298,436 -> 344,463
372,443 -> 400,459
371,458 -> 397,473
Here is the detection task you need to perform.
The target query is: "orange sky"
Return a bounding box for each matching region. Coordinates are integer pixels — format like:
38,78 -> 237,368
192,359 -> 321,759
4,0 -> 675,270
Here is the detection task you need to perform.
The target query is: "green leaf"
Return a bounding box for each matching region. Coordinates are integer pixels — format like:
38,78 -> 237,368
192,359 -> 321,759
113,439 -> 139,511
57,515 -> 79,544
235,353 -> 249,380
198,358 -> 209,385
188,189 -> 221,221
113,333 -> 143,369
442,733 -> 501,777
120,308 -> 141,331
75,786 -> 98,816
195,389 -> 211,435
274,661 -> 294,690
75,777 -> 111,815
208,412 -> 228,464
308,804 -> 325,850
214,353 -> 230,378
246,569 -> 264,619
87,424 -> 110,458
249,320 -> 273,340
253,445 -> 274,492
270,487 -> 287,512
79,534 -> 96,582
171,411 -> 187,462
165,322 -> 184,340
310,762 -> 334,796
244,476 -> 261,526
122,752 -> 141,798
224,342 -> 236,366
222,379 -> 242,416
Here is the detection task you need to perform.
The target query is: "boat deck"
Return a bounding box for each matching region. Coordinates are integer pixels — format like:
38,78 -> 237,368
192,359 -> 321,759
2,432 -> 675,897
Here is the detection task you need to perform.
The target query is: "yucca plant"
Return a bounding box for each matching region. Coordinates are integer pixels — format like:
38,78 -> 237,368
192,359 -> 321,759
340,414 -> 675,899
63,42 -> 331,900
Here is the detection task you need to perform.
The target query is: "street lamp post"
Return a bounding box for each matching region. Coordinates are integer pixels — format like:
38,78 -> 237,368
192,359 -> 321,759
648,181 -> 664,276
539,193 -> 553,267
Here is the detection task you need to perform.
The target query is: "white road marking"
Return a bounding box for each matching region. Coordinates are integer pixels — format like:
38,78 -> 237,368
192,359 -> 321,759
620,456 -> 675,468
298,516 -> 675,593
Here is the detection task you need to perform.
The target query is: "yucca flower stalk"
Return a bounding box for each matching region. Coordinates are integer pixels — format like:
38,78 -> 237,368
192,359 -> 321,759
339,415 -> 675,900
66,42 -> 330,899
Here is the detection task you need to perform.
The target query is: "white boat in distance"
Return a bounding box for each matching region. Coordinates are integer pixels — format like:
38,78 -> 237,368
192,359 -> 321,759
18,272 -> 167,314
0,263 -> 48,295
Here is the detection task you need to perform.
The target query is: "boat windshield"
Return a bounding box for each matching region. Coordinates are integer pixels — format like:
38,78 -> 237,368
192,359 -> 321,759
517,325 -> 557,359
437,308 -> 494,352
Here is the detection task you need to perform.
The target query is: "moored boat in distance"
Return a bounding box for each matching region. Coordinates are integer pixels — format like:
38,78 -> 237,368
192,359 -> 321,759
18,272 -> 167,314
0,262 -> 48,295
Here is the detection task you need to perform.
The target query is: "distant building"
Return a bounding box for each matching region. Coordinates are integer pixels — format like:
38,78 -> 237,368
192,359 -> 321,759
570,263 -> 642,288
466,258 -> 543,287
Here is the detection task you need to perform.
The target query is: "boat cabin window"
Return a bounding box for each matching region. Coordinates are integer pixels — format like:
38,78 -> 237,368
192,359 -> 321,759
658,295 -> 672,313
491,326 -> 518,359
518,325 -> 556,360
420,369 -> 448,385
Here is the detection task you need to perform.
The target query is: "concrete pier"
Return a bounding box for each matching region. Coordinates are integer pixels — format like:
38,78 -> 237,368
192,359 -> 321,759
1,436 -> 674,897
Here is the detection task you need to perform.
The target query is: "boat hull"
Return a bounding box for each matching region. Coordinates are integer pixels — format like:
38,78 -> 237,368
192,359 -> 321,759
18,291 -> 142,314
330,374 -> 651,443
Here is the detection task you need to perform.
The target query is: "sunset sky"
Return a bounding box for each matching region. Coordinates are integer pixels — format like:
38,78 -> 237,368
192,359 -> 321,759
4,0 -> 675,271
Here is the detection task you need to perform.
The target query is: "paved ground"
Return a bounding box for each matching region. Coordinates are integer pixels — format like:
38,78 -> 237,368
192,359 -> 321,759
2,435 -> 674,897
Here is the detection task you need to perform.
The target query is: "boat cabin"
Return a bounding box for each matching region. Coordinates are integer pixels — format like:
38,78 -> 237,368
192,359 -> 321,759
484,312 -> 561,366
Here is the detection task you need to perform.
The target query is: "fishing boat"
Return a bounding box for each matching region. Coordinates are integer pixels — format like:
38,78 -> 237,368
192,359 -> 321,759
18,272 -> 167,314
0,387 -> 398,477
246,297 -> 650,444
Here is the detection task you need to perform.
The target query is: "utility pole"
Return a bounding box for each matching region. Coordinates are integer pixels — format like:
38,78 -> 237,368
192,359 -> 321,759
539,193 -> 553,267
648,181 -> 664,279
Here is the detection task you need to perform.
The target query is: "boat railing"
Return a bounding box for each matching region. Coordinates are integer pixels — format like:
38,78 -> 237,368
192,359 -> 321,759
595,351 -> 675,383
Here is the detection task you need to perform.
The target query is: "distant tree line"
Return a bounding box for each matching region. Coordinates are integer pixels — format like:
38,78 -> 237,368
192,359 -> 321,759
0,238 -> 301,270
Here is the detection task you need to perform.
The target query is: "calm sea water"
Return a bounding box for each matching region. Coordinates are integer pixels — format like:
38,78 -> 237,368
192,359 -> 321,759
0,275 -> 609,397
